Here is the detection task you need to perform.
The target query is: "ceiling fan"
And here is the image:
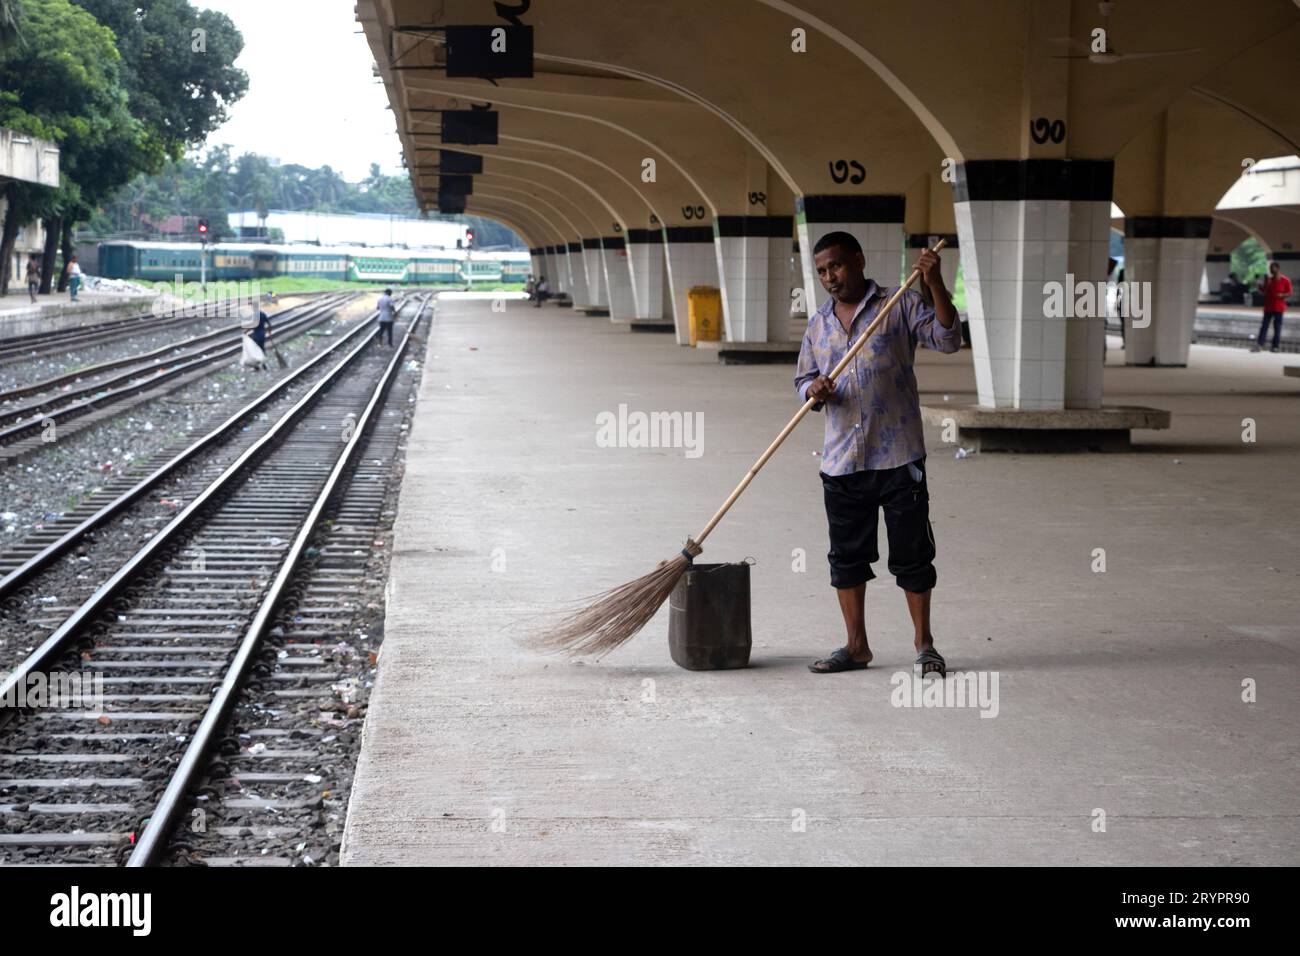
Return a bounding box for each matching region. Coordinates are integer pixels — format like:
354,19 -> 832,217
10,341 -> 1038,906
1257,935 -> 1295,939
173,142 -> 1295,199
1052,1 -> 1202,64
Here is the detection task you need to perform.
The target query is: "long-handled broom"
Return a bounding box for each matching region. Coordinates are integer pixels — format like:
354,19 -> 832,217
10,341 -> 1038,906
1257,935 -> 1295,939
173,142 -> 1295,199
532,239 -> 948,657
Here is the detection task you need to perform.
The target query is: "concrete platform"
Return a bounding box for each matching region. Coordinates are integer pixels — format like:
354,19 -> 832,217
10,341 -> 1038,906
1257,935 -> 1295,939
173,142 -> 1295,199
694,339 -> 802,364
920,404 -> 1171,452
342,296 -> 1299,866
0,291 -> 157,336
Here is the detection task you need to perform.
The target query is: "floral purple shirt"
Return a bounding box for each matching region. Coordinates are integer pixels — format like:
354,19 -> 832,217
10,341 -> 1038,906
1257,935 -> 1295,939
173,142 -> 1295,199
794,279 -> 961,474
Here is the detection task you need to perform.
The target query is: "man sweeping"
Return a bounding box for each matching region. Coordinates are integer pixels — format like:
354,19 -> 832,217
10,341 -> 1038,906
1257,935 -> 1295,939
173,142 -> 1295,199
795,232 -> 960,677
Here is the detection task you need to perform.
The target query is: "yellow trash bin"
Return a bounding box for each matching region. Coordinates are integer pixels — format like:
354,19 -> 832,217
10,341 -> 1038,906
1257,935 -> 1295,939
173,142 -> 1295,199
687,286 -> 722,346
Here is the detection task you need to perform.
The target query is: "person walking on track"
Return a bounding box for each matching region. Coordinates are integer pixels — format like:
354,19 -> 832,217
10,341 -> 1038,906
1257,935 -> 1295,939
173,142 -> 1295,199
376,287 -> 395,346
795,231 -> 961,679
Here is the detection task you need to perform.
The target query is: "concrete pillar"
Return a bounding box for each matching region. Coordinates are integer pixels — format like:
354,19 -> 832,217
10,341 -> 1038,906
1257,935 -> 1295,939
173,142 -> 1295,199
1123,217 -> 1211,367
600,236 -> 636,319
581,238 -> 606,310
555,245 -> 572,295
907,233 -> 960,292
538,246 -> 553,289
796,196 -> 905,313
566,241 -> 590,307
529,247 -> 544,282
625,229 -> 665,319
1203,253 -> 1231,299
713,215 -> 793,343
953,159 -> 1112,410
664,226 -> 719,345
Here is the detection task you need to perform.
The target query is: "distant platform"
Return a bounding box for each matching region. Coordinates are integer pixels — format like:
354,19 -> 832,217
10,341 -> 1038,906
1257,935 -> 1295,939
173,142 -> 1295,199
0,291 -> 159,336
920,403 -> 1171,452
694,339 -> 801,364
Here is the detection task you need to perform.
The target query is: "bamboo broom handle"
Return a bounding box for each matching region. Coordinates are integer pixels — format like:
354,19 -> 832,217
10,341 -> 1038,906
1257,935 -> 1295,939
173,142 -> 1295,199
691,238 -> 948,547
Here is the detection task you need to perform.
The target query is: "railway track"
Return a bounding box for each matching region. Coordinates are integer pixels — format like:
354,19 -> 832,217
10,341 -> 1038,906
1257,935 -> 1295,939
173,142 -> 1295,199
0,293 -> 360,461
0,296 -> 283,368
0,294 -> 430,866
0,293 -> 346,410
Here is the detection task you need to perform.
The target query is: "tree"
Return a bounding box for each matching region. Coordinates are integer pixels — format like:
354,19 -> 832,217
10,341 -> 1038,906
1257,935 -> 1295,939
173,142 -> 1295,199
71,0 -> 247,164
0,0 -> 142,293
0,0 -> 23,49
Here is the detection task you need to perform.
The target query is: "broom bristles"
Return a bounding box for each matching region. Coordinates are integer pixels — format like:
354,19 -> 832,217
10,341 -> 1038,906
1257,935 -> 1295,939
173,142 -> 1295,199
528,540 -> 702,657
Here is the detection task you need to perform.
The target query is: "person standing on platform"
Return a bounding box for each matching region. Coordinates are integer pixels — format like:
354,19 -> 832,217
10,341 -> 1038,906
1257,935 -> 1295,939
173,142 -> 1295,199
795,231 -> 961,679
1252,261 -> 1292,352
376,287 -> 395,346
65,256 -> 82,302
25,256 -> 40,304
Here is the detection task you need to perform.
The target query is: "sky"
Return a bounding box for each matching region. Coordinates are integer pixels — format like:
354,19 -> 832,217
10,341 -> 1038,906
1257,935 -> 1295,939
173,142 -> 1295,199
195,0 -> 404,181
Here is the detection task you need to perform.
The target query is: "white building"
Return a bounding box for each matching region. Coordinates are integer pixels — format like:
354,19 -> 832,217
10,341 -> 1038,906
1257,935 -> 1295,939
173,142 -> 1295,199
1,128 -> 60,292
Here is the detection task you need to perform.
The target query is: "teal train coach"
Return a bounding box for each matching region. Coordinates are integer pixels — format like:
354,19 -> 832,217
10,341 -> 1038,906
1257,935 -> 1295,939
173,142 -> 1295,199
97,241 -> 529,285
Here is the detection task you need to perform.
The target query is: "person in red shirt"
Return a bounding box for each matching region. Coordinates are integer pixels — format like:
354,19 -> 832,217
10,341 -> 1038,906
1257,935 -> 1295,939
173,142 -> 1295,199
1252,261 -> 1292,352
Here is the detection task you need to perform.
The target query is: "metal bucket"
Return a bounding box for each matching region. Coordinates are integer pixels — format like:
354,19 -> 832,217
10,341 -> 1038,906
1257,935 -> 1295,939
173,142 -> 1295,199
667,561 -> 752,671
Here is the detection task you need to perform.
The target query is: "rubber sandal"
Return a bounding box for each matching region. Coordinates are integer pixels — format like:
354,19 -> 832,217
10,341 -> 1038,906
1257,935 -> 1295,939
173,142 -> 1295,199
808,647 -> 872,674
914,646 -> 946,679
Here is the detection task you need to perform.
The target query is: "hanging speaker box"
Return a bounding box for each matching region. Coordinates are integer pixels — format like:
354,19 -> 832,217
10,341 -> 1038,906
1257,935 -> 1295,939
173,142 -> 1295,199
444,25 -> 534,78
439,150 -> 484,175
441,110 -> 499,145
438,192 -> 468,214
439,175 -> 473,196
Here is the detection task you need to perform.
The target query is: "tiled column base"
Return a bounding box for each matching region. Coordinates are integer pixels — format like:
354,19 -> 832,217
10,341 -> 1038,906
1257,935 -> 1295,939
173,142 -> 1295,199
541,247 -> 559,292
664,228 -> 719,345
954,160 -> 1113,410
714,215 -> 793,343
600,237 -> 636,320
626,230 -> 665,319
1123,219 -> 1212,366
796,196 -> 905,314
1203,254 -> 1231,299
581,239 -> 607,309
565,242 -> 589,307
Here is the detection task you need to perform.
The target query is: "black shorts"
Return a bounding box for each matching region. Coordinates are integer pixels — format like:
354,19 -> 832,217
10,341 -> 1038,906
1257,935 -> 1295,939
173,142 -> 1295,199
821,457 -> 937,592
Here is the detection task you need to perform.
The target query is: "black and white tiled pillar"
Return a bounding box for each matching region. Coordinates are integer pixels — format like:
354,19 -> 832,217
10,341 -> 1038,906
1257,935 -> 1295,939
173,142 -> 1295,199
581,238 -> 607,310
541,246 -> 559,291
600,236 -> 637,319
906,233 -> 960,292
625,229 -> 665,320
796,196 -> 905,314
663,226 -> 719,345
1203,253 -> 1231,298
566,241 -> 590,307
952,159 -> 1113,409
1123,217 -> 1212,367
713,215 -> 795,342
